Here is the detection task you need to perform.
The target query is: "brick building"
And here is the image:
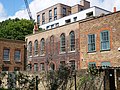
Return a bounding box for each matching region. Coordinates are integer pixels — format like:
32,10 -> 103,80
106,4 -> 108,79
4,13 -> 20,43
79,11 -> 120,69
37,0 -> 90,26
26,0 -> 120,72
0,39 -> 25,71
26,22 -> 80,71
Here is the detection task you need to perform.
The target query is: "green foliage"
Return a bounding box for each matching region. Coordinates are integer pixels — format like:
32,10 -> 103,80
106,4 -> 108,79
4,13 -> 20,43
46,64 -> 72,90
0,18 -> 33,40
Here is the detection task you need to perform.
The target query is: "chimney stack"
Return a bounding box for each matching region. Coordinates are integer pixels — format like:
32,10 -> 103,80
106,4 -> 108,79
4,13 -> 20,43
80,0 -> 90,9
33,23 -> 38,34
114,7 -> 116,12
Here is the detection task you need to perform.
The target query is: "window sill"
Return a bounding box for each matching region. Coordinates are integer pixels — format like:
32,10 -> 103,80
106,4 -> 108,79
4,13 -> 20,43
29,56 -> 32,58
87,51 -> 96,53
14,60 -> 21,62
34,55 -> 39,57
40,54 -> 45,57
3,60 -> 10,62
68,50 -> 76,53
100,49 -> 111,52
59,52 -> 66,54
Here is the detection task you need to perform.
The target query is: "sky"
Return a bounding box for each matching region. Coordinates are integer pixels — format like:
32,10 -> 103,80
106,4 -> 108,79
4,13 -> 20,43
0,0 -> 120,22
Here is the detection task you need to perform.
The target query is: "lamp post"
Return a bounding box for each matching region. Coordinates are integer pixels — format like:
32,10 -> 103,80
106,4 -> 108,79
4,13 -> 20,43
35,76 -> 38,90
73,70 -> 77,90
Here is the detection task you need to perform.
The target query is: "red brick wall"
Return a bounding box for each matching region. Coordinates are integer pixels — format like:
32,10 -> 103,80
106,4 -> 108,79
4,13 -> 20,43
0,39 -> 25,71
79,12 -> 120,69
26,23 -> 80,71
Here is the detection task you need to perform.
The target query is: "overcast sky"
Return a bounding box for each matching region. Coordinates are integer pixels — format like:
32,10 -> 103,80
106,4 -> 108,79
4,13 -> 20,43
0,0 -> 120,22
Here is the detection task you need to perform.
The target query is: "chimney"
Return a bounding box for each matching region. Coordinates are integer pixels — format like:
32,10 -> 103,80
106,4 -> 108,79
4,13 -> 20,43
33,23 -> 38,34
80,0 -> 90,9
114,7 -> 116,12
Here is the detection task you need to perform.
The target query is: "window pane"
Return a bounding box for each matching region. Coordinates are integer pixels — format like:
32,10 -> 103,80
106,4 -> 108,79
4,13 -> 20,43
63,8 -> 66,17
88,34 -> 96,52
3,49 -> 10,60
101,31 -> 110,50
88,62 -> 96,68
60,34 -> 65,52
37,15 -> 40,24
28,41 -> 32,56
70,31 -> 75,51
54,8 -> 57,20
42,13 -> 45,24
50,63 -> 55,70
34,63 -> 38,71
14,50 -> 20,61
40,63 -> 45,71
40,38 -> 45,55
34,40 -> 38,55
101,62 -> 111,69
2,67 -> 9,71
49,10 -> 52,22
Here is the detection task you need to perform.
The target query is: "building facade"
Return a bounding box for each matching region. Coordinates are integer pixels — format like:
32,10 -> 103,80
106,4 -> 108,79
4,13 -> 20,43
0,39 -> 25,71
26,22 -> 80,71
79,11 -> 120,69
26,0 -> 120,71
37,0 -> 90,26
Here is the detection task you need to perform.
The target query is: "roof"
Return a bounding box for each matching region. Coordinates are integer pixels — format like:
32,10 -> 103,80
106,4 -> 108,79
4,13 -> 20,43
0,38 -> 25,43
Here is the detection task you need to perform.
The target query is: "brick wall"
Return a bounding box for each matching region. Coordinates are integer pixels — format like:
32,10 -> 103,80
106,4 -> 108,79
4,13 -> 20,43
0,39 -> 25,71
79,12 -> 120,69
26,22 -> 81,71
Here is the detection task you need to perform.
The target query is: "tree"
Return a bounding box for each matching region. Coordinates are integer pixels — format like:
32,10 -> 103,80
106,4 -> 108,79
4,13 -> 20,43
0,18 -> 33,40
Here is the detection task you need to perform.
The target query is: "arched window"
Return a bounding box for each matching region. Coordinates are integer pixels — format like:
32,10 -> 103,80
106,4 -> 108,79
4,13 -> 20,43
34,40 -> 38,55
28,41 -> 32,56
40,38 -> 45,55
70,31 -> 75,51
60,33 -> 65,52
50,35 -> 54,53
49,62 -> 55,70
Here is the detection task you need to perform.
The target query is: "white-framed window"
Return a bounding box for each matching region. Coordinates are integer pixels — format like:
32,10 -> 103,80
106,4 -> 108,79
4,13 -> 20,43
88,34 -> 96,52
70,31 -> 75,51
3,48 -> 10,61
34,63 -> 38,71
100,30 -> 110,50
49,62 -> 55,71
40,38 -> 45,55
60,33 -> 66,52
40,63 -> 45,71
50,35 -> 54,53
34,40 -> 38,56
28,41 -> 32,56
14,50 -> 20,61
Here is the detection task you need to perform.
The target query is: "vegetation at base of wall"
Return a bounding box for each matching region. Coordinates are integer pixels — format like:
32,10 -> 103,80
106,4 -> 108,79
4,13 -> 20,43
0,88 -> 9,90
0,66 -> 105,90
0,18 -> 33,40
